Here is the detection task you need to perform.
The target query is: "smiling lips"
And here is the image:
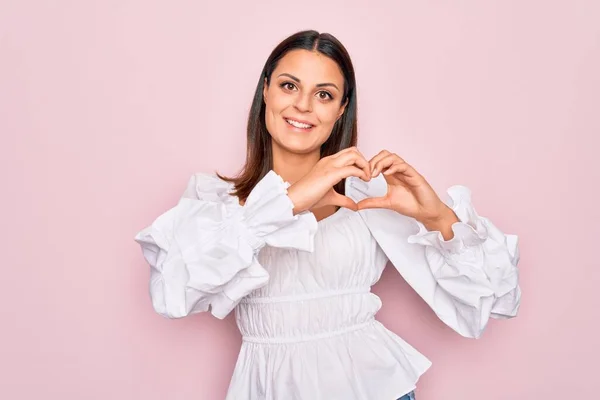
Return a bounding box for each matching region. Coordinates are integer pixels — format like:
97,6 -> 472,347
284,117 -> 315,130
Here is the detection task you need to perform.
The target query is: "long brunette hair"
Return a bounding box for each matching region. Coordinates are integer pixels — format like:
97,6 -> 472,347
217,30 -> 358,201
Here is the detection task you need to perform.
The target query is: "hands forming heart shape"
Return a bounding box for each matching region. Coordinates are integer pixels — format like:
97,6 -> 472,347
286,147 -> 455,225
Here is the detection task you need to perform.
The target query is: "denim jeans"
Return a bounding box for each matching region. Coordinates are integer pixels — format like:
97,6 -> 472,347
397,391 -> 416,400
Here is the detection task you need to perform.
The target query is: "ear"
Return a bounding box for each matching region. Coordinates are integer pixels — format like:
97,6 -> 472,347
336,98 -> 349,121
263,77 -> 268,102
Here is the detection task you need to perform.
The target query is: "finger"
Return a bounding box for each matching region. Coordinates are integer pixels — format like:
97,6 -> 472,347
335,150 -> 368,167
329,191 -> 358,211
372,154 -> 399,176
338,165 -> 371,182
319,147 -> 354,165
368,150 -> 395,175
368,149 -> 391,173
330,146 -> 359,158
335,150 -> 371,180
371,152 -> 406,176
383,161 -> 419,178
356,196 -> 391,210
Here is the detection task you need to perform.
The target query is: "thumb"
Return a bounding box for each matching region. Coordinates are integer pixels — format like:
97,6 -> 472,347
356,196 -> 390,210
328,191 -> 358,211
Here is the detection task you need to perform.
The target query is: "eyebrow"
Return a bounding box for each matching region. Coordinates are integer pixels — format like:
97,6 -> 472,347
277,73 -> 340,91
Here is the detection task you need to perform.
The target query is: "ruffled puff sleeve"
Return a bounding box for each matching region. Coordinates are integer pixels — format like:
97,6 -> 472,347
134,171 -> 318,319
407,185 -> 522,335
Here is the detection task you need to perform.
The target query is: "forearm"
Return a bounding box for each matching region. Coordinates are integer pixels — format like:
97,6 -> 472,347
418,204 -> 460,241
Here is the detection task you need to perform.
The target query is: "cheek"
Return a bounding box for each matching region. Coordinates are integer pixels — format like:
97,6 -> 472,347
266,90 -> 293,114
315,104 -> 341,124
264,92 -> 290,136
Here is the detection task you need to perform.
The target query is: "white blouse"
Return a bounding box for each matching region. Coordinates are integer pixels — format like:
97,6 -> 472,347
134,170 -> 521,400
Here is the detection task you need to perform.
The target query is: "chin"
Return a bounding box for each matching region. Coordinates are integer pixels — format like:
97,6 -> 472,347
267,118 -> 330,154
273,134 -> 323,155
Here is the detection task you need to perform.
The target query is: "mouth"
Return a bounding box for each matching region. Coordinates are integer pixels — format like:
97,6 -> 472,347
284,117 -> 315,131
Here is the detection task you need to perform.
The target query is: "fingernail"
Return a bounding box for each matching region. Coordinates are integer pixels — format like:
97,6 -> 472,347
371,168 -> 378,177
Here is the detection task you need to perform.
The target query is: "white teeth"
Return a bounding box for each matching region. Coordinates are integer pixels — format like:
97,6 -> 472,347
286,118 -> 313,129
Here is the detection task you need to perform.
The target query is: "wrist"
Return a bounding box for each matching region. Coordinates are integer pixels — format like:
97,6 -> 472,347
418,202 -> 448,222
418,204 -> 459,235
286,185 -> 308,215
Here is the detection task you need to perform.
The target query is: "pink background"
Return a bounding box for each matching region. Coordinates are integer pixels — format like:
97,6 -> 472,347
1,1 -> 599,399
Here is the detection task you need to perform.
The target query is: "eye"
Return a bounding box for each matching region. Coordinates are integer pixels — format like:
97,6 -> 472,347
317,91 -> 333,101
280,81 -> 297,91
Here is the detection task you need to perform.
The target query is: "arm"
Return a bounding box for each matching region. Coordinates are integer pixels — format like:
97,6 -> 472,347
407,185 -> 521,323
350,175 -> 521,338
134,170 -> 317,319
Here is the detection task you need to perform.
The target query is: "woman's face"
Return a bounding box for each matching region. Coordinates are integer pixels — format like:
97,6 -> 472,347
263,49 -> 347,154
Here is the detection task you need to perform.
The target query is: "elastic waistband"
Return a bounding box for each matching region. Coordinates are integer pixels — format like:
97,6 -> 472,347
239,286 -> 372,305
241,319 -> 375,345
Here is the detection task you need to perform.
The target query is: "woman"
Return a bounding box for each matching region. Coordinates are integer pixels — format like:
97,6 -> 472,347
134,30 -> 521,400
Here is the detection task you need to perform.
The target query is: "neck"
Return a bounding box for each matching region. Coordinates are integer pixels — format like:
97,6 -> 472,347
271,140 -> 321,184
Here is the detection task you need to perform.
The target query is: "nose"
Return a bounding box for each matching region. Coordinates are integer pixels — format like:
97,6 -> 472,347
294,92 -> 312,113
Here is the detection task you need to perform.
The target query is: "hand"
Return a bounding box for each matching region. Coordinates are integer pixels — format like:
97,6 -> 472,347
357,150 -> 454,224
287,147 -> 372,214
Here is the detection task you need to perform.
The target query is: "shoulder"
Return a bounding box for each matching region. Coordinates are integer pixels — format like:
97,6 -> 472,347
180,171 -> 236,203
